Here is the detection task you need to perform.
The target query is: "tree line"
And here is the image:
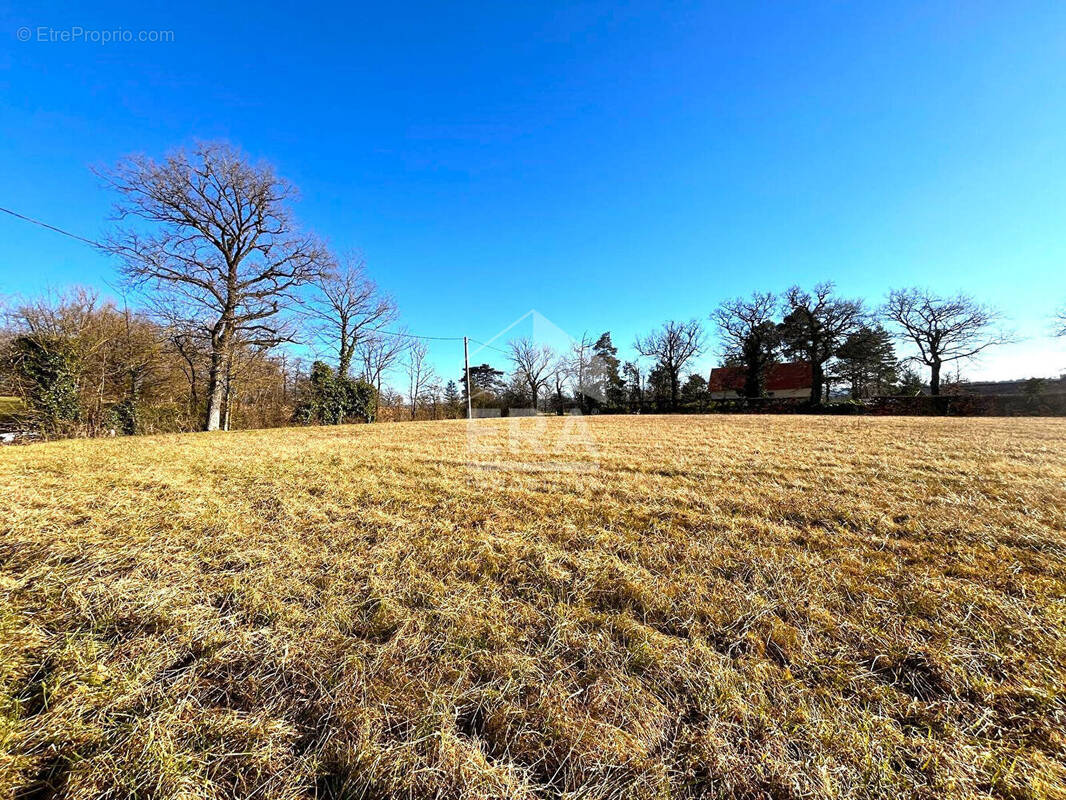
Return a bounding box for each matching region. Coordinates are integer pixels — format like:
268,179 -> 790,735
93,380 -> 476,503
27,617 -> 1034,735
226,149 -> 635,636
477,282 -> 1039,415
1,142 -> 1062,436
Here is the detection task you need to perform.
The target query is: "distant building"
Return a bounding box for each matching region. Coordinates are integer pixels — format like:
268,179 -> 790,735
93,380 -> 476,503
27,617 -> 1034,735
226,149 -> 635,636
708,361 -> 812,399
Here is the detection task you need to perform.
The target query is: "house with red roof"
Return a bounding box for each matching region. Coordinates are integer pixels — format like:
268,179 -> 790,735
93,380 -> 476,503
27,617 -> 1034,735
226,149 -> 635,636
708,361 -> 813,400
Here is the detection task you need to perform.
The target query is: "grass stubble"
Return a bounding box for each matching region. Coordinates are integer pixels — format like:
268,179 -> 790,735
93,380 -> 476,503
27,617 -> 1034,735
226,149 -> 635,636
1,415 -> 1064,799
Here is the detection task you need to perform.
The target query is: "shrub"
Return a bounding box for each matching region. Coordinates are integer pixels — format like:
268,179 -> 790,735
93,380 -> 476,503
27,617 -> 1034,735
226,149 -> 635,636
10,335 -> 82,436
294,361 -> 377,425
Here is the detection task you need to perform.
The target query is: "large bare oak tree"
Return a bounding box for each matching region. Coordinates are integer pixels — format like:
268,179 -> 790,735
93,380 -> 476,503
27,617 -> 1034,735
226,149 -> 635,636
882,288 -> 1010,395
103,142 -> 329,431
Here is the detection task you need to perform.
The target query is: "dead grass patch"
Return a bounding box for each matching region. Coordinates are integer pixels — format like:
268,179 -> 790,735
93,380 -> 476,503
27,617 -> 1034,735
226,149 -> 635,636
2,415 -> 1065,798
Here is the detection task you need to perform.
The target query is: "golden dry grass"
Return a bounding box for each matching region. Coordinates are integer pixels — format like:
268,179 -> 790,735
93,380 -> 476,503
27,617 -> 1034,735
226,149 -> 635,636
2,415 -> 1065,799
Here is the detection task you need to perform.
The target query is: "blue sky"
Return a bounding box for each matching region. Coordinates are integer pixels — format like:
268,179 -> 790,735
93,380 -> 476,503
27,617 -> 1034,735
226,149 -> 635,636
2,0 -> 1065,384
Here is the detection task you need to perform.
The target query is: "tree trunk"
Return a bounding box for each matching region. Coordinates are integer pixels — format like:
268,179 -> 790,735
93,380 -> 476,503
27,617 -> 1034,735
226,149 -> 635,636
809,362 -> 824,404
578,363 -> 584,414
127,369 -> 140,434
205,354 -> 225,431
221,373 -> 232,431
930,361 -> 942,396
338,320 -> 351,379
743,357 -> 761,398
204,330 -> 231,431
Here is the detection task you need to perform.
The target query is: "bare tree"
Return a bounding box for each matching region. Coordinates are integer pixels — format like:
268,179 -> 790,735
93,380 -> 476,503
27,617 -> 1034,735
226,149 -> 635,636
1054,305 -> 1066,338
569,332 -> 595,413
404,339 -> 436,420
779,284 -> 865,403
423,378 -> 443,420
103,142 -> 329,431
712,292 -> 779,398
358,331 -> 409,417
509,337 -> 555,412
623,360 -> 644,412
882,288 -> 1011,395
550,354 -> 572,415
305,252 -> 396,377
634,320 -> 705,411
168,327 -> 205,421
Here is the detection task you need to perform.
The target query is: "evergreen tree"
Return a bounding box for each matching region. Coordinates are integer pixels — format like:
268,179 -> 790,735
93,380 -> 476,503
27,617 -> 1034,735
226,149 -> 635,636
295,361 -> 376,424
589,332 -> 626,410
680,373 -> 710,411
834,326 -> 898,399
460,363 -> 505,408
443,380 -> 461,416
647,363 -> 673,411
622,361 -> 644,412
895,367 -> 925,396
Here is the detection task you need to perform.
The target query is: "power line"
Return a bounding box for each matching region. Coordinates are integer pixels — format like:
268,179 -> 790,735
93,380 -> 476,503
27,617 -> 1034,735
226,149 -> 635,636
468,337 -> 510,356
371,327 -> 464,342
0,204 -> 104,248
1,202 -> 516,358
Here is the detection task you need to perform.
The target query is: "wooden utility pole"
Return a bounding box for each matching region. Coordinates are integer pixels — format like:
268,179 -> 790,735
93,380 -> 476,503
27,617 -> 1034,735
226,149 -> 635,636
464,336 -> 472,420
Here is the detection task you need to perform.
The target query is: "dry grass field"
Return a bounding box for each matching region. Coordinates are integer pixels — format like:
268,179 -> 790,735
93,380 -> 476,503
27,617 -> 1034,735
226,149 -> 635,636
2,415 -> 1065,800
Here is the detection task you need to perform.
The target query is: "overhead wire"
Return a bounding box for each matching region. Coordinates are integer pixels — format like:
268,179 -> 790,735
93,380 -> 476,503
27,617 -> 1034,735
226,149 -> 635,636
0,205 -> 105,248
1,203 -> 515,357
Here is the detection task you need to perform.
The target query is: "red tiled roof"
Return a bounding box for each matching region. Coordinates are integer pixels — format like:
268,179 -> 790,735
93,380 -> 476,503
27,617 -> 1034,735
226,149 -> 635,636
708,361 -> 812,392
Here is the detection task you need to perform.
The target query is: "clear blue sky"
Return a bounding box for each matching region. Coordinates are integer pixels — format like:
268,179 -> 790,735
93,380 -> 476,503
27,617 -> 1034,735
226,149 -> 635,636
2,0 -> 1065,384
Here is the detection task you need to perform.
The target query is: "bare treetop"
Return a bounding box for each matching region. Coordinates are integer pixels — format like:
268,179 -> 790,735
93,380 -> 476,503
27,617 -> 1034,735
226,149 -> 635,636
779,283 -> 865,403
713,292 -> 777,351
304,252 -> 397,377
405,339 -> 437,419
509,337 -> 556,411
359,329 -> 411,417
104,143 -> 325,321
634,319 -> 705,410
882,288 -> 1012,395
1055,304 -> 1066,338
712,292 -> 779,398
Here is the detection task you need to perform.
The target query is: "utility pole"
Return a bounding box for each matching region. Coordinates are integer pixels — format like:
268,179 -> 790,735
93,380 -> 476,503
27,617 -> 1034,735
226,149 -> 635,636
464,336 -> 472,420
